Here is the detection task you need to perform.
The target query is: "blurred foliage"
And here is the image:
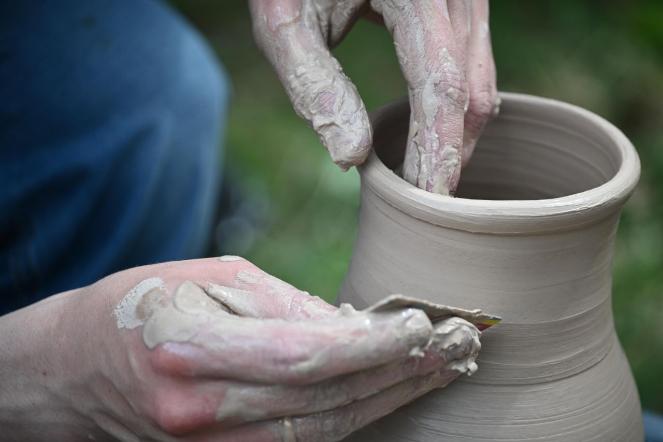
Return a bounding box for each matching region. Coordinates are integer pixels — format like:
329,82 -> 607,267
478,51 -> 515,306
172,0 -> 663,412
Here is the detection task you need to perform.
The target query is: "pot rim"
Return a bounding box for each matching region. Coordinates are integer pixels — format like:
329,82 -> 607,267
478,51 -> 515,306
360,92 -> 641,234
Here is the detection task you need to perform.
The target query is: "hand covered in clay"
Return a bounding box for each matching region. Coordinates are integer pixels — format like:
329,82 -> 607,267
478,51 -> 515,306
249,0 -> 498,194
0,257 -> 481,441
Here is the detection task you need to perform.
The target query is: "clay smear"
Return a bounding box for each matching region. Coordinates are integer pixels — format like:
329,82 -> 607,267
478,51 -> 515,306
217,255 -> 244,262
370,0 -> 466,195
233,269 -> 334,319
250,0 -> 372,170
114,280 -> 487,375
206,283 -> 258,317
114,278 -> 489,429
213,314 -> 483,423
113,277 -> 165,330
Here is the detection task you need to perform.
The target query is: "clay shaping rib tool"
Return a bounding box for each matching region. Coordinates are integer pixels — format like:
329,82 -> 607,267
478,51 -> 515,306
364,294 -> 501,331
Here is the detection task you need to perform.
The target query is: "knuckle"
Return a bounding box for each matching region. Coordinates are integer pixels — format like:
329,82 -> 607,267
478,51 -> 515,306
152,390 -> 199,435
270,343 -> 327,385
279,354 -> 317,384
229,259 -> 267,284
291,70 -> 339,120
440,80 -> 469,110
467,90 -> 498,121
250,0 -> 307,56
405,308 -> 434,334
149,345 -> 194,376
236,259 -> 263,276
150,346 -> 177,373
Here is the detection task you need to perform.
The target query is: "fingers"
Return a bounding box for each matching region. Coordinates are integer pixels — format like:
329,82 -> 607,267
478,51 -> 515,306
286,370 -> 457,442
214,346 -> 447,425
372,0 -> 468,195
150,317 -> 480,438
461,0 -> 499,166
210,259 -> 336,320
249,0 -> 372,170
197,370 -> 455,442
129,257 -> 336,320
447,0 -> 472,69
150,307 -> 434,385
210,316 -> 479,426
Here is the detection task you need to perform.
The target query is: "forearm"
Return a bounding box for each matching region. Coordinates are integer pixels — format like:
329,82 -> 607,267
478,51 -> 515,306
0,291 -> 85,441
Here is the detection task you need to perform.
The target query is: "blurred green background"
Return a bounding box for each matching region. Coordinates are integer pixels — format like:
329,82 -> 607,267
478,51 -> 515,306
172,1 -> 663,412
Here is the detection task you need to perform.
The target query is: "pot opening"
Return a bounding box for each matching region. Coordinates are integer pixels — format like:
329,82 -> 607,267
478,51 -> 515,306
373,99 -> 623,201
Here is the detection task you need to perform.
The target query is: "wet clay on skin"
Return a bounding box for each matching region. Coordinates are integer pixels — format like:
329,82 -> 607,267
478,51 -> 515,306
338,94 -> 643,441
249,0 -> 495,192
214,304 -> 487,424
114,277 -> 485,362
371,0 -> 465,194
113,267 -> 491,423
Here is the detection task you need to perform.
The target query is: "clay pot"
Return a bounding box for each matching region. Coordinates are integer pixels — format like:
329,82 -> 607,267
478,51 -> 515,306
339,93 -> 643,441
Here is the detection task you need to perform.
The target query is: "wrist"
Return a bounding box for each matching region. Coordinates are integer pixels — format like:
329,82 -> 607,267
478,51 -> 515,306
0,290 -> 89,441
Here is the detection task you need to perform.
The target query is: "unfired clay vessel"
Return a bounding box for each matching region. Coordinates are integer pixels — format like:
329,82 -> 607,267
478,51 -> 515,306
339,93 -> 643,441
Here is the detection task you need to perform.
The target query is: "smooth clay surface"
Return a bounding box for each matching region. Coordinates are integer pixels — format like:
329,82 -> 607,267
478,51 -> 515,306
339,93 -> 644,441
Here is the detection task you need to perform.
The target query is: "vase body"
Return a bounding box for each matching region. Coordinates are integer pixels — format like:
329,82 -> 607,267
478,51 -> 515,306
339,94 -> 643,441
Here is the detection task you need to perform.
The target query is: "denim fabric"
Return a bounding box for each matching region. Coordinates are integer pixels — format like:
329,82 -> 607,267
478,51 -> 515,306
0,0 -> 229,315
646,411 -> 663,442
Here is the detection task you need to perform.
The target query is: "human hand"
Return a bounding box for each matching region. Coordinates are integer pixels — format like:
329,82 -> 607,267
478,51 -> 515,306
0,257 -> 481,441
249,0 -> 499,195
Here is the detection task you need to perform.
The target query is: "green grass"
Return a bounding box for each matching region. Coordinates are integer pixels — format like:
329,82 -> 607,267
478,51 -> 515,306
173,0 -> 663,413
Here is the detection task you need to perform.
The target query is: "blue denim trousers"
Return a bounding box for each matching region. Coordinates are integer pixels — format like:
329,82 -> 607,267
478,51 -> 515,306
0,0 -> 229,315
